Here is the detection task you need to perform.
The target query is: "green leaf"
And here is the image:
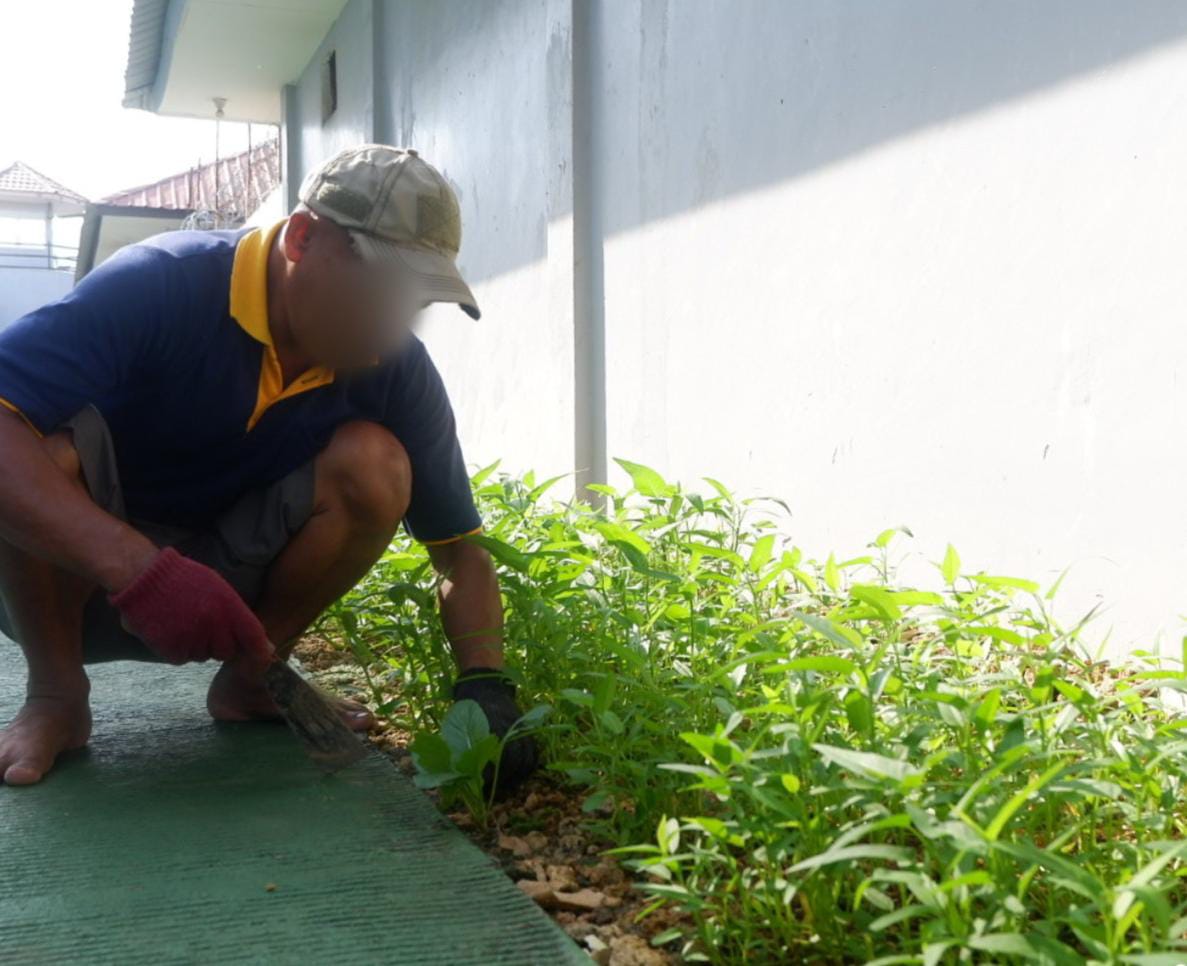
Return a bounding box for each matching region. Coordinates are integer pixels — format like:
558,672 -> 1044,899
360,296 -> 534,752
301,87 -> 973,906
791,610 -> 865,649
409,731 -> 453,776
748,534 -> 776,573
962,625 -> 1025,646
595,521 -> 652,557
598,709 -> 625,735
789,843 -> 913,873
701,477 -> 733,502
657,815 -> 680,854
649,927 -> 685,947
527,473 -> 568,500
972,688 -> 1002,730
441,699 -> 491,757
984,760 -> 1066,841
844,690 -> 874,734
971,574 -> 1040,595
813,743 -> 922,783
770,655 -> 859,676
614,458 -> 673,497
592,671 -> 616,715
872,526 -> 912,549
1126,840 -> 1187,891
824,553 -> 841,592
685,542 -> 746,568
581,788 -> 612,813
343,632 -> 375,666
504,703 -> 552,741
462,533 -> 531,573
455,733 -> 501,777
869,904 -> 936,932
850,585 -> 902,621
681,732 -> 739,768
1045,564 -> 1070,601
941,544 -> 961,584
469,458 -> 502,486
923,942 -> 961,966
387,582 -> 436,611
967,934 -> 1040,959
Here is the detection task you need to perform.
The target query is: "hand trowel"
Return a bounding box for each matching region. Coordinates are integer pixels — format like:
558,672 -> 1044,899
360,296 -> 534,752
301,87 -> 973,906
259,649 -> 370,773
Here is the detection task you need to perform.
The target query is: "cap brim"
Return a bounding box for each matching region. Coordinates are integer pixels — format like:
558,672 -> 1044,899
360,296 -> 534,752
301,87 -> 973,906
349,229 -> 481,320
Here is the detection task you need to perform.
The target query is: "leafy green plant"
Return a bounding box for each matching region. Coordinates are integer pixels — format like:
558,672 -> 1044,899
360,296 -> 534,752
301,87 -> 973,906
317,457 -> 1187,964
408,698 -> 551,827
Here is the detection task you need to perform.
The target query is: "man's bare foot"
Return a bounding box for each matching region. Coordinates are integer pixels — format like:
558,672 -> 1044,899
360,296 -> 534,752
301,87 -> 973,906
1,691 -> 93,785
206,660 -> 376,732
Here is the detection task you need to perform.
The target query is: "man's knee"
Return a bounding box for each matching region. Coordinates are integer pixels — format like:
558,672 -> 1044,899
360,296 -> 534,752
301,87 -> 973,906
315,421 -> 411,530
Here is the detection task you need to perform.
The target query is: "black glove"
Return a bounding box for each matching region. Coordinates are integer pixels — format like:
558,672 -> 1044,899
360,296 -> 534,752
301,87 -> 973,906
451,665 -> 541,797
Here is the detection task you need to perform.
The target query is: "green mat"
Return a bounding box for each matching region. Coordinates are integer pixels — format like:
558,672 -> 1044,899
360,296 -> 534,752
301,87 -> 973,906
0,648 -> 588,965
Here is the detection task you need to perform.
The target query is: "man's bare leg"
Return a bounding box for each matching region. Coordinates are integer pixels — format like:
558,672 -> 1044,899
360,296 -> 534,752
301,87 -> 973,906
206,421 -> 412,731
0,432 -> 98,785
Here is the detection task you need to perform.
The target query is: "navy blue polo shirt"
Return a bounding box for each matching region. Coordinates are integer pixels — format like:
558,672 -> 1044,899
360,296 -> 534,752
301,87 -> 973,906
0,217 -> 484,544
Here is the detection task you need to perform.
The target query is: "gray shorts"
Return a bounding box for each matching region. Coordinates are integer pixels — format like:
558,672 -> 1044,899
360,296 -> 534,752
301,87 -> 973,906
0,404 -> 317,663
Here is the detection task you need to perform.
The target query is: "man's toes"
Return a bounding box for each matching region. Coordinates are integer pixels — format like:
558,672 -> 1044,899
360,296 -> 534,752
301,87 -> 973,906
342,705 -> 376,732
3,756 -> 49,785
333,697 -> 375,731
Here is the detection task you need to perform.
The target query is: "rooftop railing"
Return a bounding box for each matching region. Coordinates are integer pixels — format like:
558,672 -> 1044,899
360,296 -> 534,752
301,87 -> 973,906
0,242 -> 79,273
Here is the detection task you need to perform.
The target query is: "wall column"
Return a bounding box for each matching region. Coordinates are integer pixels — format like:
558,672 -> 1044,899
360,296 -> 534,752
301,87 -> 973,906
568,0 -> 607,504
280,83 -> 302,212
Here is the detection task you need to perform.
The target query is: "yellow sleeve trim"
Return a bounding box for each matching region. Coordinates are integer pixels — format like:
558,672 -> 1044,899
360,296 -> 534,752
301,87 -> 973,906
420,525 -> 484,547
0,397 -> 44,439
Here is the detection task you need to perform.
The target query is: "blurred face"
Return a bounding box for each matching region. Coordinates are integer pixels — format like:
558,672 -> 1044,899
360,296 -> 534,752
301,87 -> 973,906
280,209 -> 424,369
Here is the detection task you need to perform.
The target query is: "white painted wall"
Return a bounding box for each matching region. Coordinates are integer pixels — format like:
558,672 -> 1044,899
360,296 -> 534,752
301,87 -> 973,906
288,0 -> 1187,656
292,0 -> 374,170
373,0 -> 576,483
290,0 -> 574,481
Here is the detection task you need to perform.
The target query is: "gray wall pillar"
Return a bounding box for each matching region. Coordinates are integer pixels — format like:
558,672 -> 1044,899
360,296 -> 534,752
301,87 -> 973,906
280,83 -> 301,212
569,0 -> 607,503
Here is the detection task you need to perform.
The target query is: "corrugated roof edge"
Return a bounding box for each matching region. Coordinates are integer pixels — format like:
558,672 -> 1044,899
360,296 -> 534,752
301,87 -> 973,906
122,0 -> 171,110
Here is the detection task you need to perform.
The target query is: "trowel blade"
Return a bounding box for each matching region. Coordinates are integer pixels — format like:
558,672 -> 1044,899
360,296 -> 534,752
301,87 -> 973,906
261,659 -> 370,773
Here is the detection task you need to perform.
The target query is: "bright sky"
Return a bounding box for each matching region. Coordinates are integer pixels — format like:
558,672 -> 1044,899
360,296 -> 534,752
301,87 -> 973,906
0,0 -> 267,200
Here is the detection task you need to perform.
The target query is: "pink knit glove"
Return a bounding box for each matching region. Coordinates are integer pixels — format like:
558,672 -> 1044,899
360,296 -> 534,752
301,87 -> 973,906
108,547 -> 275,667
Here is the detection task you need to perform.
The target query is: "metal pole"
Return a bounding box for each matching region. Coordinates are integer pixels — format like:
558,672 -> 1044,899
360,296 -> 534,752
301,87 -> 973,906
247,121 -> 253,213
214,97 -> 227,225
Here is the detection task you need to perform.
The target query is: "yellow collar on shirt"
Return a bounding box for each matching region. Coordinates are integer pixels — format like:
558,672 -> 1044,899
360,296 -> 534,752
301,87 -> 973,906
228,216 -> 335,431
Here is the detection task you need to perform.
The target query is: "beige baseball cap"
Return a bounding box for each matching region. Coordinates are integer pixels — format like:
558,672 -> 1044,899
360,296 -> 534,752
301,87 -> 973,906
297,143 -> 480,320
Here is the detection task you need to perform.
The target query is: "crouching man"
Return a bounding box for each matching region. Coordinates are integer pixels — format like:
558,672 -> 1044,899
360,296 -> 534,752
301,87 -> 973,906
0,144 -> 539,794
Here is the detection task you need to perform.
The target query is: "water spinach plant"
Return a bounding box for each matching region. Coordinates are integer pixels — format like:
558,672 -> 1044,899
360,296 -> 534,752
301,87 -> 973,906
322,458 -> 1187,964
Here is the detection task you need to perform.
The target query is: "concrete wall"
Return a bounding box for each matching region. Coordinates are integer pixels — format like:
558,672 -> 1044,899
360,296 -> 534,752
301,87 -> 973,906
287,0 -> 1187,656
374,0 -> 577,483
291,0 -> 375,173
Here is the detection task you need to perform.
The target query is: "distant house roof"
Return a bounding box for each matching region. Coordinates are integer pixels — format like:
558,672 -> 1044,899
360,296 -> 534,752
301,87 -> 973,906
0,161 -> 89,214
100,136 -> 280,223
73,135 -> 281,284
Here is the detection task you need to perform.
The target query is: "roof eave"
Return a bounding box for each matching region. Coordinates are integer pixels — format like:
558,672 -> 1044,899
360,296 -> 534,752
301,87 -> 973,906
122,0 -> 347,125
122,0 -> 174,115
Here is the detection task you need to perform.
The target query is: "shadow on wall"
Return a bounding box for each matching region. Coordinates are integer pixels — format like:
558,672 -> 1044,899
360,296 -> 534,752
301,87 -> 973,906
378,0 -> 1187,287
